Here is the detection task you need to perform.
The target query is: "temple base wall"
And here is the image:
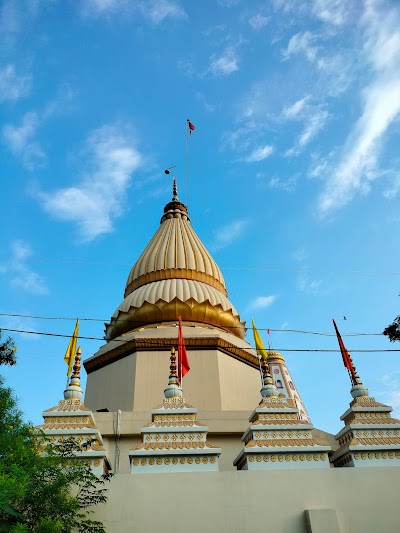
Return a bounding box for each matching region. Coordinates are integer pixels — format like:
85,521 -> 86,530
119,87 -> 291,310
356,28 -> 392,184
92,467 -> 400,533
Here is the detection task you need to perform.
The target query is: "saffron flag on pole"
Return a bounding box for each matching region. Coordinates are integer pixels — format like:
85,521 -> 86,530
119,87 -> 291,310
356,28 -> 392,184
252,318 -> 268,360
178,316 -> 190,383
187,119 -> 195,134
64,319 -> 79,377
332,319 -> 356,383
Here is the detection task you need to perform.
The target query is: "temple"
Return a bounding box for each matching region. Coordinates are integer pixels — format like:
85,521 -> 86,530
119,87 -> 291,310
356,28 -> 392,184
37,181 -> 400,532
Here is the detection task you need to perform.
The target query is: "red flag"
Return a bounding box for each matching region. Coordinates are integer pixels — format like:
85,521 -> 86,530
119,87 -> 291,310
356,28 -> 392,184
187,119 -> 195,134
332,319 -> 356,381
178,316 -> 190,383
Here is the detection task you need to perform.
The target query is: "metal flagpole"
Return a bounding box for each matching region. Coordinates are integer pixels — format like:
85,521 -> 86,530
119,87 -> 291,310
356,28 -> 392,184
185,120 -> 189,208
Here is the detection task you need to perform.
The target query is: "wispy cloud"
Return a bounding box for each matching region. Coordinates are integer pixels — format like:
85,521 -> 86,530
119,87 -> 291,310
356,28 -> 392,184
258,173 -> 298,192
244,144 -> 274,162
312,0 -> 352,27
0,64 -> 31,102
285,107 -> 330,157
2,86 -> 74,170
140,0 -> 186,24
38,124 -> 143,241
317,2 -> 400,214
209,46 -> 239,76
195,92 -> 216,112
292,246 -> 322,294
248,295 -> 277,312
212,219 -> 248,250
2,112 -> 45,170
1,240 -> 49,295
281,96 -> 309,120
81,0 -> 186,23
376,371 -> 400,418
248,13 -> 269,30
283,31 -> 319,63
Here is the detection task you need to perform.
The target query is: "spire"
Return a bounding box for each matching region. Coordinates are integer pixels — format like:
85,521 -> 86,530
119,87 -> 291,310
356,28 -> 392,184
172,177 -> 178,201
260,357 -> 278,399
64,346 -> 83,400
164,346 -> 183,400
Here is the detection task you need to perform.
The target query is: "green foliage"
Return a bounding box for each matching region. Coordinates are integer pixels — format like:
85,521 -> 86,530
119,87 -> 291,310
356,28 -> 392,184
0,375 -> 111,532
383,315 -> 400,342
0,330 -> 17,366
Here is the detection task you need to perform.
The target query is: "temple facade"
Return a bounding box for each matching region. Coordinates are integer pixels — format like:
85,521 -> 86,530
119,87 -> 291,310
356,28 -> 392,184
37,183 -> 400,532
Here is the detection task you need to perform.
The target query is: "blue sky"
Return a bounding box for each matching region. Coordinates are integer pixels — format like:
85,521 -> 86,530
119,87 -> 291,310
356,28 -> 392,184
1,0 -> 400,434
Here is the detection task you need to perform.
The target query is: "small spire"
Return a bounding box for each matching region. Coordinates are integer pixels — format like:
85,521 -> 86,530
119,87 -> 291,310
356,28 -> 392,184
164,347 -> 183,399
260,357 -> 278,399
347,353 -> 369,398
172,177 -> 179,201
64,346 -> 83,400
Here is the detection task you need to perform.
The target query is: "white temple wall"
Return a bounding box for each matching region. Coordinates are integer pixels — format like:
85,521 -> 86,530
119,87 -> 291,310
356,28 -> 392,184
92,468 -> 400,533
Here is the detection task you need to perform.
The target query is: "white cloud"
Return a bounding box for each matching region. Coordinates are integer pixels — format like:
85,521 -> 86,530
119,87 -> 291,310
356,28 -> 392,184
283,31 -> 319,63
297,272 -> 322,294
2,112 -> 45,170
244,144 -> 274,162
312,0 -> 350,26
81,0 -> 186,23
248,295 -> 277,311
0,64 -> 31,101
38,124 -> 143,241
377,371 -> 400,418
285,107 -> 330,156
2,240 -> 49,295
209,46 -> 239,76
140,0 -> 186,24
317,2 -> 400,214
263,174 -> 298,192
281,96 -> 309,120
248,13 -> 269,30
212,219 -> 248,250
195,92 -> 216,112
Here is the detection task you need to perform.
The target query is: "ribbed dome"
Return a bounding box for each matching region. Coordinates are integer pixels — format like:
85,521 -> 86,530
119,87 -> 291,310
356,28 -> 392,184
120,280 -> 238,316
106,181 -> 245,340
124,199 -> 226,297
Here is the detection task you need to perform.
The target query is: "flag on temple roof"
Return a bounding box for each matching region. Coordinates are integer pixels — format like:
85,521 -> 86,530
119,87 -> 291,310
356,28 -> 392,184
252,318 -> 267,360
64,319 -> 79,377
332,319 -> 357,383
178,316 -> 190,382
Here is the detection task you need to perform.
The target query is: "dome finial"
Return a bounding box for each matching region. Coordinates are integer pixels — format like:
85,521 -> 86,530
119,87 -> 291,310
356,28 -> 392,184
260,357 -> 278,399
64,346 -> 83,400
172,177 -> 179,201
164,346 -> 183,399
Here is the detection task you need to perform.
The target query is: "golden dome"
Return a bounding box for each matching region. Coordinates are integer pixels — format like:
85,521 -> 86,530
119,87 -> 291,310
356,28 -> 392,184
106,182 -> 245,340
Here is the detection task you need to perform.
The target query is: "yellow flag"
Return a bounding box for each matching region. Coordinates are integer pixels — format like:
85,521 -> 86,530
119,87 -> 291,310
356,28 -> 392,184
252,318 -> 267,360
64,319 -> 79,376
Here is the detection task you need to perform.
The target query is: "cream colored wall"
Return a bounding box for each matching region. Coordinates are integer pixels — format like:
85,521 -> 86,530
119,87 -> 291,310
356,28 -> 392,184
92,467 -> 400,533
84,354 -> 137,412
217,351 -> 260,410
85,348 -> 262,413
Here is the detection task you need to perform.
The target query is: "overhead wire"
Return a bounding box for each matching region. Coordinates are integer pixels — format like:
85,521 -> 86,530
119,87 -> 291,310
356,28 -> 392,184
0,327 -> 397,353
0,312 -> 384,336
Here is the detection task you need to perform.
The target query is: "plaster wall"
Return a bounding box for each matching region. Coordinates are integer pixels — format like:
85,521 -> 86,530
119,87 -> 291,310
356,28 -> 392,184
84,354 -> 137,412
92,467 -> 400,533
85,348 -> 261,413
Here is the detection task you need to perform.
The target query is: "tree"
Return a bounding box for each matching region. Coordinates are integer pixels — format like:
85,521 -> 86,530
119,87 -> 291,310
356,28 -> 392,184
0,342 -> 111,532
383,315 -> 400,342
0,330 -> 17,366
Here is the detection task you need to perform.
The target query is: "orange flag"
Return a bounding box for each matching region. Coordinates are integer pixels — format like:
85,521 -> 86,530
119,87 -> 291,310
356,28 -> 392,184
332,319 -> 357,384
178,316 -> 190,383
